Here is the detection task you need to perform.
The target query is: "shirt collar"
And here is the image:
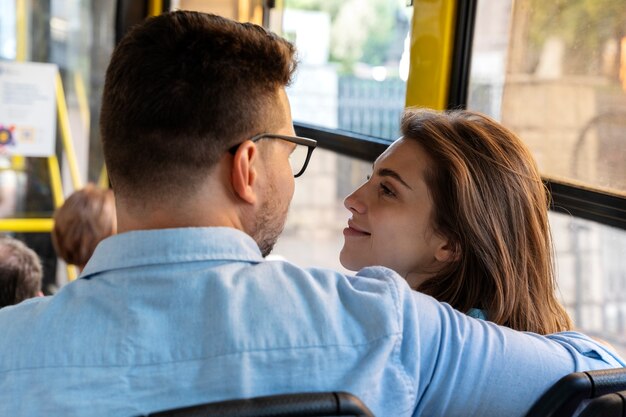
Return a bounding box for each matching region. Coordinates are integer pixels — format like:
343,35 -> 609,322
81,227 -> 264,279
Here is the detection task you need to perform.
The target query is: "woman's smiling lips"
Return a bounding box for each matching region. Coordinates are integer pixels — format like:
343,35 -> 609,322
344,220 -> 371,237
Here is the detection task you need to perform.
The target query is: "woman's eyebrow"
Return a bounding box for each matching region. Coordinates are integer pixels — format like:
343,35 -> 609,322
376,167 -> 413,190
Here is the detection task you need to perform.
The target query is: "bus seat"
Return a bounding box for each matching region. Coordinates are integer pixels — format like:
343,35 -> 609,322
524,367 -> 626,417
577,390 -> 626,417
145,391 -> 375,417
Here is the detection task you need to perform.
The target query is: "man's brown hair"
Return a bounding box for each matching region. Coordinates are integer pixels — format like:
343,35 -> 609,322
52,184 -> 116,269
401,108 -> 572,334
0,237 -> 42,308
100,11 -> 297,200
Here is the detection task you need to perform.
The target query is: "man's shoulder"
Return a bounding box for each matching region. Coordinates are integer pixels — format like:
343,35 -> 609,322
250,260 -> 404,305
286,263 -> 410,306
0,295 -> 49,324
0,296 -> 52,359
299,264 -> 406,288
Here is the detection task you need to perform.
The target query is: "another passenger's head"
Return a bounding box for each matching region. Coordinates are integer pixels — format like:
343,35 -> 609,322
100,11 -> 300,255
52,184 -> 116,270
341,108 -> 572,334
0,236 -> 43,308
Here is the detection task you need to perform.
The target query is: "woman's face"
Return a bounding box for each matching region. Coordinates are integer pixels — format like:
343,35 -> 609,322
340,138 -> 452,288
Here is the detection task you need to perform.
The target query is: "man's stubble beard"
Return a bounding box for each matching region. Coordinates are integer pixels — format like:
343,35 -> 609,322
251,185 -> 290,257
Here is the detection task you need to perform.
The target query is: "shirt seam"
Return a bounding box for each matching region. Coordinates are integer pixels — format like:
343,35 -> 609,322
384,276 -> 418,405
0,334 -> 402,374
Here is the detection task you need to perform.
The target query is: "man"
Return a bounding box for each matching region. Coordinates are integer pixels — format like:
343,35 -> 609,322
0,236 -> 43,308
0,11 -> 622,417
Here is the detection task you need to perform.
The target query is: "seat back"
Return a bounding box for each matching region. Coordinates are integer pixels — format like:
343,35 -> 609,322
524,367 -> 626,417
578,390 -> 626,417
146,391 -> 375,417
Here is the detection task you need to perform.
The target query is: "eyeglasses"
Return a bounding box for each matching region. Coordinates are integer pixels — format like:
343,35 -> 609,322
229,133 -> 317,178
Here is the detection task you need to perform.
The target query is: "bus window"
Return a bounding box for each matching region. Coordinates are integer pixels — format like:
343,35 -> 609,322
551,212 -> 626,355
270,0 -> 413,140
469,0 -> 626,195
468,0 -> 626,357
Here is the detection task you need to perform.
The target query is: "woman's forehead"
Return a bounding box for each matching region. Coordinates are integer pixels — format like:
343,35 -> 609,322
376,137 -> 431,168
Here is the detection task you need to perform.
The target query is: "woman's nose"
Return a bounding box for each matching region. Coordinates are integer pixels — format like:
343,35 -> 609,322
344,187 -> 367,214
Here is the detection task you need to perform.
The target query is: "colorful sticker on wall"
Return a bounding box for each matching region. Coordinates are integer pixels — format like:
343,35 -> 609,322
0,124 -> 15,146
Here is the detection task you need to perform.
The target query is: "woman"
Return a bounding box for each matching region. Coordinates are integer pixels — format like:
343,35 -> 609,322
52,183 -> 116,271
341,108 -> 572,334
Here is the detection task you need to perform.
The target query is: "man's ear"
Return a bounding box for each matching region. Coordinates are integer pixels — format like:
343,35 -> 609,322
231,140 -> 258,205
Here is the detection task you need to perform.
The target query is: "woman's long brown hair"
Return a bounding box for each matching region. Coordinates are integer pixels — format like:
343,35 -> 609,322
402,109 -> 572,334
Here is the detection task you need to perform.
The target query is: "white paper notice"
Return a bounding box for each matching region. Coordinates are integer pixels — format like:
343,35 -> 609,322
0,61 -> 58,157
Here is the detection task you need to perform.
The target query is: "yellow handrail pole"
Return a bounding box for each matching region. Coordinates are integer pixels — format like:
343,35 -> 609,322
47,155 -> 64,209
251,0 -> 264,26
47,155 -> 78,280
16,0 -> 28,61
98,164 -> 109,189
405,0 -> 457,110
13,0 -> 28,172
238,0 -> 250,22
73,72 -> 90,133
55,72 -> 83,190
0,219 -> 53,232
66,265 -> 78,281
148,0 -> 163,17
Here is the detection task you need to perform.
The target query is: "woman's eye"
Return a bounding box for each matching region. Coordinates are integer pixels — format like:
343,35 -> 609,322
379,183 -> 395,197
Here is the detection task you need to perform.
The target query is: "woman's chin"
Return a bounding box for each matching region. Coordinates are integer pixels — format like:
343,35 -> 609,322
339,251 -> 363,272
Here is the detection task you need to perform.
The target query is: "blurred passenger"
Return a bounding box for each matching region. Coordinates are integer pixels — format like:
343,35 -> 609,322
341,108 -> 571,334
0,11 -> 623,417
0,236 -> 43,308
52,183 -> 116,271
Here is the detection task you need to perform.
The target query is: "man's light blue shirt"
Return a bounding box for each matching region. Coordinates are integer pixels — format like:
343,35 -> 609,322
0,227 -> 623,417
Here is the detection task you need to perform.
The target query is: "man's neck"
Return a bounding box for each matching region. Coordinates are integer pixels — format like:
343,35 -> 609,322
115,181 -> 247,234
114,154 -> 252,234
116,202 -> 245,233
